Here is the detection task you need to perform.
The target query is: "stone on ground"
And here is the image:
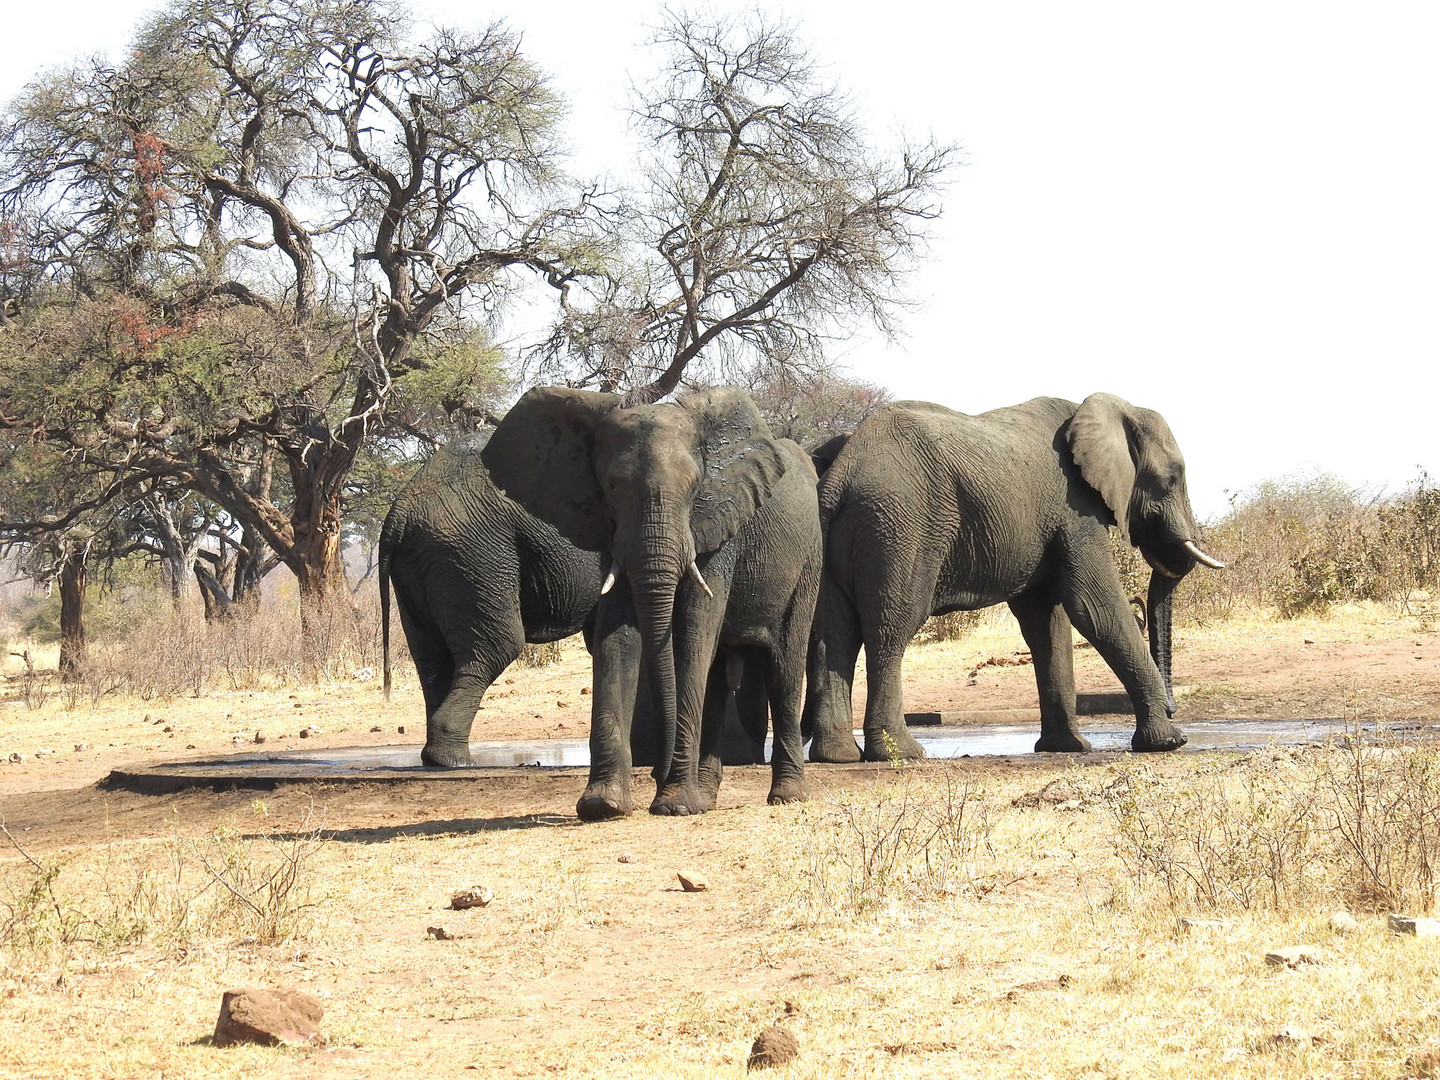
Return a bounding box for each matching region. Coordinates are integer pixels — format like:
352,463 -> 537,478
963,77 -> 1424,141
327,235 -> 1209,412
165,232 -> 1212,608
748,1025 -> 798,1070
450,885 -> 493,910
1265,945 -> 1322,968
677,870 -> 709,892
213,986 -> 324,1047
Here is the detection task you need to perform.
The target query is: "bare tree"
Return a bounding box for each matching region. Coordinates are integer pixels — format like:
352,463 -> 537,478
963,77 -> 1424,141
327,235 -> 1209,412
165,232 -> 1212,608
533,10 -> 955,403
0,0 -> 592,639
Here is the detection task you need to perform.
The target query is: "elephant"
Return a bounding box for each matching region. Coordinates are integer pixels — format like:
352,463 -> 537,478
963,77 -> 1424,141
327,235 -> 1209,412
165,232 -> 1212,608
803,393 -> 1224,762
482,386 -> 822,818
379,432 -> 772,769
379,431 -> 607,768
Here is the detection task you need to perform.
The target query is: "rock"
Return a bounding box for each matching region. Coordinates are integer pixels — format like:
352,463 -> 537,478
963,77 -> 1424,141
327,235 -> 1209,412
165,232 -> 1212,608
556,700 -> 569,708
232,736 -> 246,746
162,726 -> 173,733
370,725 -> 383,733
450,885 -> 493,910
8,753 -> 24,763
1176,916 -> 1230,935
253,731 -> 266,744
1265,945 -> 1322,968
1303,638 -> 1315,645
213,986 -> 324,1047
299,726 -> 323,739
1388,914 -> 1440,936
34,749 -> 51,759
1268,1024 -> 1321,1047
1011,777 -> 1085,809
299,728 -> 311,739
398,725 -> 406,735
73,743 -> 89,753
580,686 -> 591,695
426,926 -> 461,941
186,744 -> 196,750
677,870 -> 709,892
1406,1046 -> 1440,1077
747,1025 -> 798,1070
1329,911 -> 1359,935
617,854 -> 635,864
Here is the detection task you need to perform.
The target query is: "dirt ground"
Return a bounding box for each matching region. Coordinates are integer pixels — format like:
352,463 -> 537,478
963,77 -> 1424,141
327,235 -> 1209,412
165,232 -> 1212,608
1,602 -> 1439,1079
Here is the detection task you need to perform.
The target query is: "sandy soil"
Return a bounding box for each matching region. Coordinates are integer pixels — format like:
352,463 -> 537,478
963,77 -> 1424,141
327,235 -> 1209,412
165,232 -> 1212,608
1,603 -> 1438,1079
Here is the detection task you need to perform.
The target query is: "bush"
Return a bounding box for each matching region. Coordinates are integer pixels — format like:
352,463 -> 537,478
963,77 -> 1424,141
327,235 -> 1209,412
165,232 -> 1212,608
1098,732 -> 1440,914
1173,471 -> 1440,622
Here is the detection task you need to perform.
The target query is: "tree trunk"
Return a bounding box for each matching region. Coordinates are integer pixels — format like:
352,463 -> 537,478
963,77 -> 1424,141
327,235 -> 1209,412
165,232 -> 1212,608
58,547 -> 87,681
293,488 -> 351,666
195,562 -> 233,621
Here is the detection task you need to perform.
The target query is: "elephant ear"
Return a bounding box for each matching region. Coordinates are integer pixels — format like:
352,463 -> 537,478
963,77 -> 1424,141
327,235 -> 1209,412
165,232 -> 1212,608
480,386 -> 622,551
681,388 -> 788,554
1067,392 -> 1140,542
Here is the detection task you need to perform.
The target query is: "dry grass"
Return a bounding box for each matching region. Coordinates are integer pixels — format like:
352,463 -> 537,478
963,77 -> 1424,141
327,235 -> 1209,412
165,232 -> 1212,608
5,749 -> 1440,1077
1,602 -> 1439,1076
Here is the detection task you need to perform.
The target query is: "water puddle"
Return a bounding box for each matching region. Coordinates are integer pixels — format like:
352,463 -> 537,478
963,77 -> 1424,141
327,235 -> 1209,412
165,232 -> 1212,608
162,718 -> 1430,777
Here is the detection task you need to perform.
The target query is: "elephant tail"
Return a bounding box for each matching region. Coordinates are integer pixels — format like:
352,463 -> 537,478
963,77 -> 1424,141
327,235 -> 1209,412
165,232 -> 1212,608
380,547 -> 393,701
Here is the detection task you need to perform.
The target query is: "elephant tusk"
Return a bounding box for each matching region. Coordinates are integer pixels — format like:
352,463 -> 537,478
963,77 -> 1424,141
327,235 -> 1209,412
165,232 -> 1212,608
1143,552 -> 1183,579
688,561 -> 714,598
599,561 -> 620,595
1184,541 -> 1226,570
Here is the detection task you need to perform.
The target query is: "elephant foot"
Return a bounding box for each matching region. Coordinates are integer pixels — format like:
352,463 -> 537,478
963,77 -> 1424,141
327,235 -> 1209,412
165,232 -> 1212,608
650,784 -> 709,816
808,728 -> 862,763
1132,721 -> 1187,753
1034,728 -> 1093,753
421,743 -> 476,768
862,727 -> 925,762
577,781 -> 634,821
767,776 -> 809,805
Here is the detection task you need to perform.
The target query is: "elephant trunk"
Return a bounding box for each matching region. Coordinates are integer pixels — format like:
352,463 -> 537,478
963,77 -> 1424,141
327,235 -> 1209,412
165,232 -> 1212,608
1147,569 -> 1180,717
630,542 -> 684,780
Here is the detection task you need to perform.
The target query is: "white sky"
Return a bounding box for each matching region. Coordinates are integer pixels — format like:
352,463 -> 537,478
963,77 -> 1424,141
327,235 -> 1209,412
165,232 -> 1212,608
4,0 -> 1437,519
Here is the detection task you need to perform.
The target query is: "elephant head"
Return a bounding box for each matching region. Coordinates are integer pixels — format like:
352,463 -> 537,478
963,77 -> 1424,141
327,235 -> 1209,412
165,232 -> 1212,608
1066,392 -> 1224,713
481,386 -> 787,769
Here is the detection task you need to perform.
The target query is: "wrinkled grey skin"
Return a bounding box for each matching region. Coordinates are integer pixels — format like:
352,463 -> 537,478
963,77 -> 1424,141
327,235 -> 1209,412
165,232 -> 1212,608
804,393 -> 1221,761
380,432 -> 606,768
483,387 -> 821,819
380,433 -> 770,770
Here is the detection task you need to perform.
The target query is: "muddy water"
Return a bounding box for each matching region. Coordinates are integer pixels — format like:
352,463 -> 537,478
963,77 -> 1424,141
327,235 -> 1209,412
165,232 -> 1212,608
154,718 -> 1434,779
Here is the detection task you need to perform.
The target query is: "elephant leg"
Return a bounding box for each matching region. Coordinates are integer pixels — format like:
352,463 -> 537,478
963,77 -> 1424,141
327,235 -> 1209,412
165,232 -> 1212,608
765,632 -> 810,806
695,659 -> 732,807
580,597 -> 642,821
803,567 -> 863,763
652,613 -> 722,817
1010,594 -> 1090,753
421,651 -> 514,767
1060,561 -> 1186,753
399,600 -> 511,768
860,643 -> 925,762
857,569 -> 930,762
718,647 -> 767,765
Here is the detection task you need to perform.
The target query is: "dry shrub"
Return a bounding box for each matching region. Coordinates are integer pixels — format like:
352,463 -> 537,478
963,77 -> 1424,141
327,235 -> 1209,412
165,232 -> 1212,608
787,766 -> 996,922
1099,731 -> 1440,914
914,609 -> 983,644
1175,472 -> 1440,622
516,640 -> 564,668
0,810 -> 327,968
66,584 -> 395,702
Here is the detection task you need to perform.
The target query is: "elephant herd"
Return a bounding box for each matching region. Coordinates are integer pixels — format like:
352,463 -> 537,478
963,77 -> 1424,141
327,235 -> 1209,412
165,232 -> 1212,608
379,387 -> 1223,820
